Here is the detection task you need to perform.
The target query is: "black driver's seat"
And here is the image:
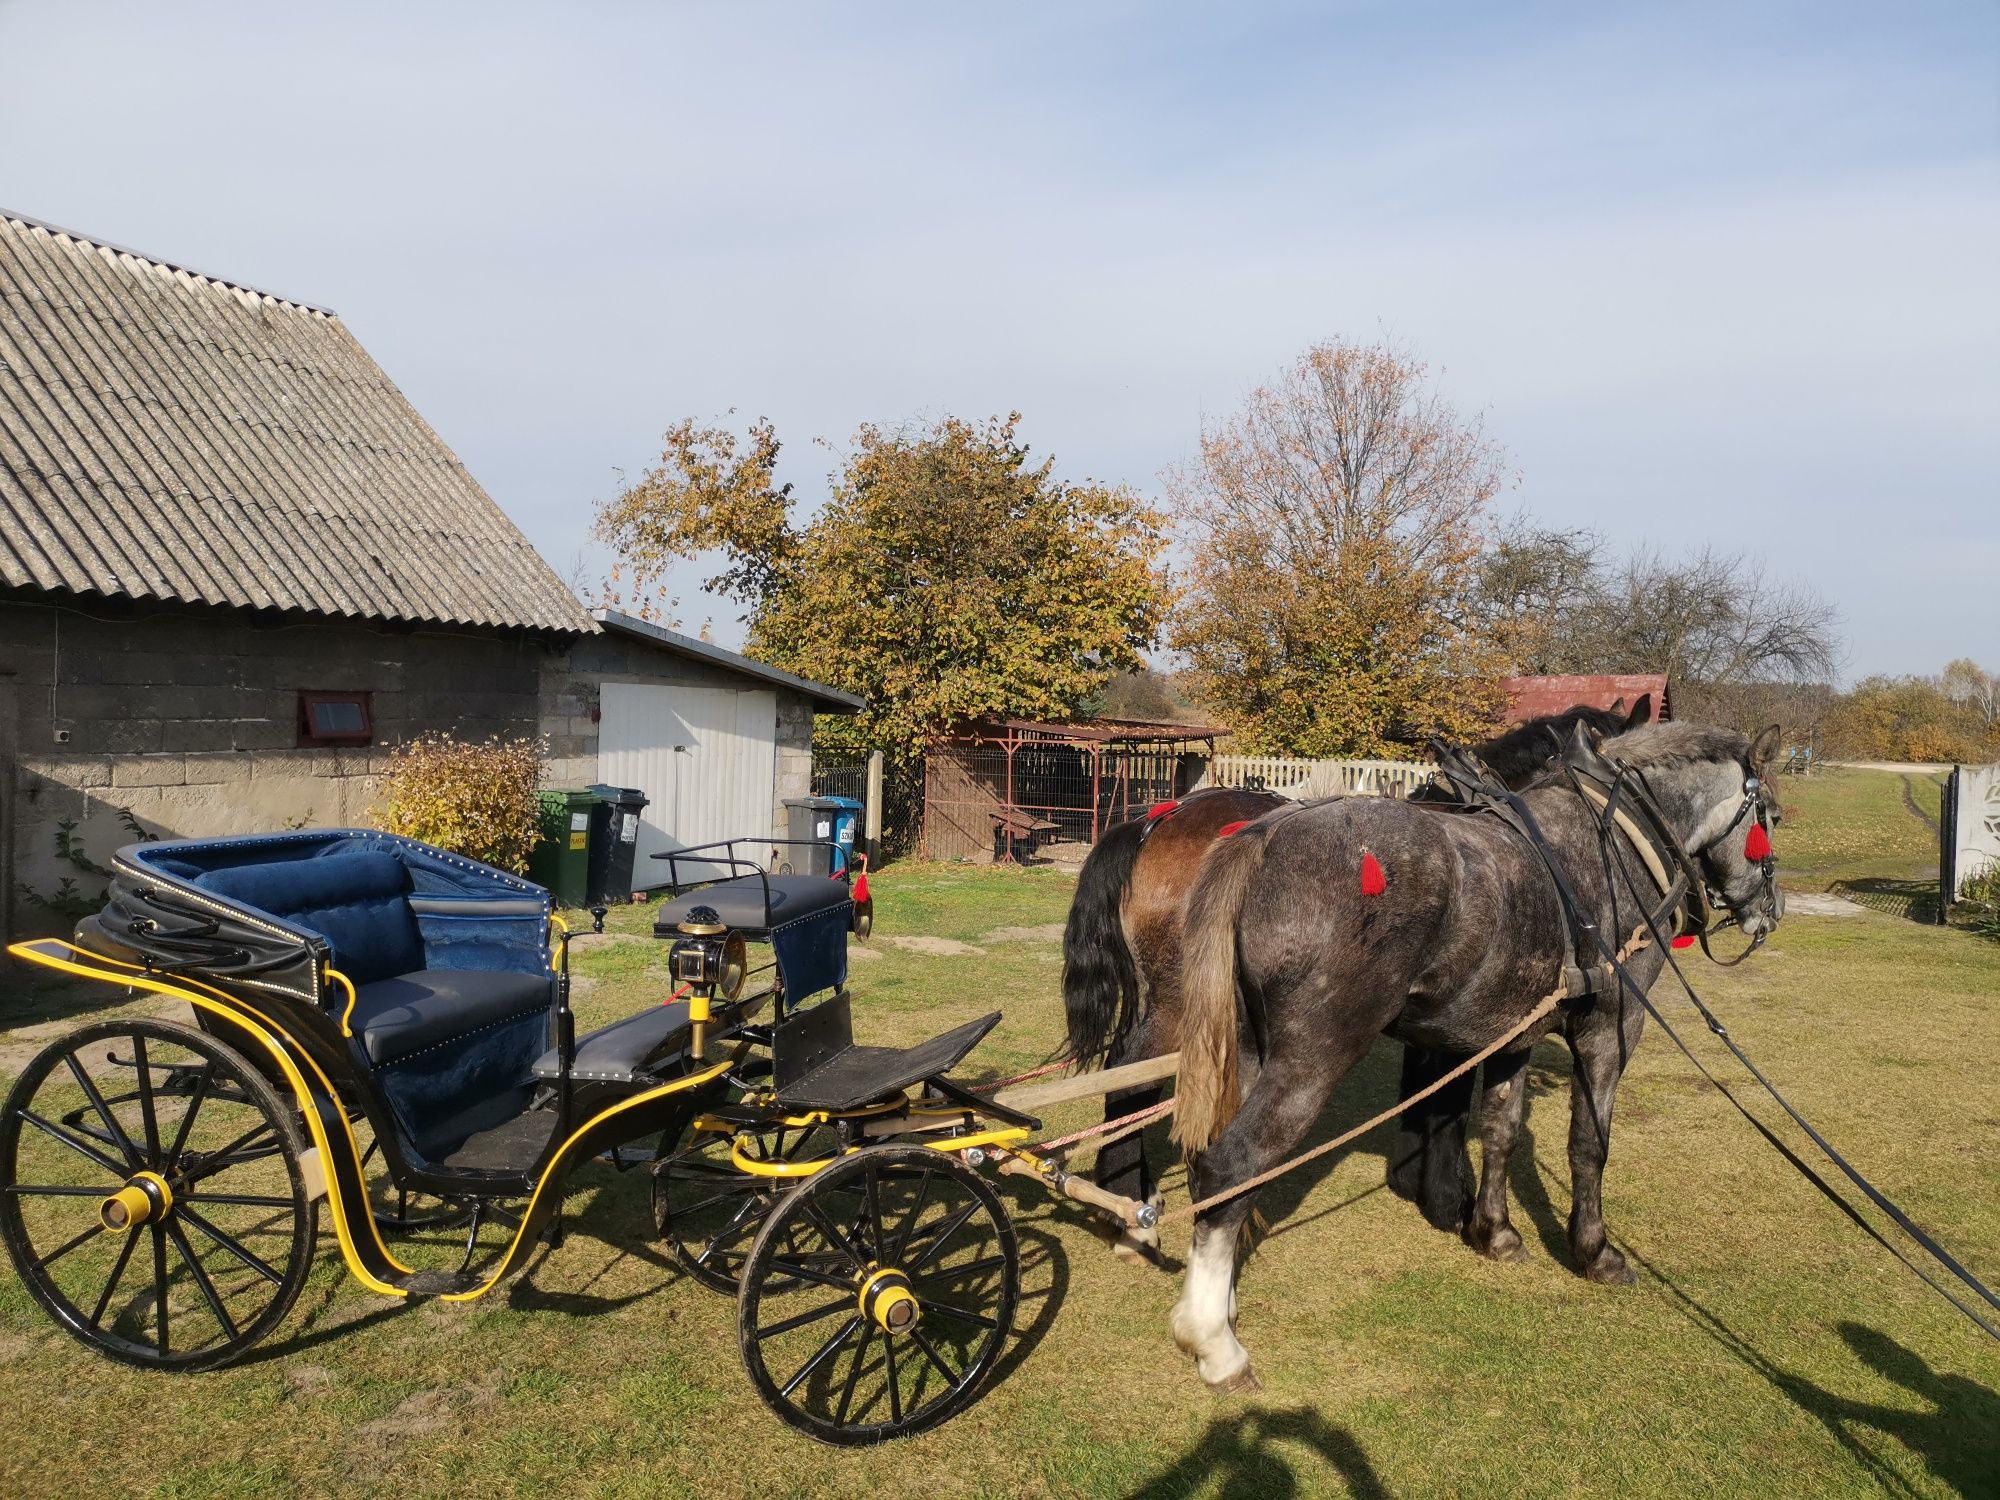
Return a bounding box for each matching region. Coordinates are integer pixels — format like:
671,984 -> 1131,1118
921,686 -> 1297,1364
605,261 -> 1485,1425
653,874 -> 851,936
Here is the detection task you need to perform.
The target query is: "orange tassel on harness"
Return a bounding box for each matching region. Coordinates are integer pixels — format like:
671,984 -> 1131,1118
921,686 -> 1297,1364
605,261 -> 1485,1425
1359,849 -> 1386,896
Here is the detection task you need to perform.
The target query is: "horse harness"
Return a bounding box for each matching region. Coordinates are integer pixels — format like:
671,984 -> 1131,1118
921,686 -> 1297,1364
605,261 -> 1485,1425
1423,734 -> 1772,998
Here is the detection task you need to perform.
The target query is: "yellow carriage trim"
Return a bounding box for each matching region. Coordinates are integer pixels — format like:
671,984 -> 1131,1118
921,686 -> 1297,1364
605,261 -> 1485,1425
8,937 -> 417,1294
325,965 -> 360,1038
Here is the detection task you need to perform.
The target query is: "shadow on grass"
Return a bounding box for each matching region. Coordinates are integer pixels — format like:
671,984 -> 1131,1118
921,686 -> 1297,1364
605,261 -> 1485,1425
1123,1406 -> 1388,1500
1629,1243 -> 2000,1498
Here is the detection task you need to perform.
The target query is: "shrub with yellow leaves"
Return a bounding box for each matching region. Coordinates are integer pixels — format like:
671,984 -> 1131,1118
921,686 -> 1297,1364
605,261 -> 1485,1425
376,734 -> 546,874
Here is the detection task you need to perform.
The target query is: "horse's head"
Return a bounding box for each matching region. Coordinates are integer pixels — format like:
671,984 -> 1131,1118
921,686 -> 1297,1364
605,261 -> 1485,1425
1585,720 -> 1784,941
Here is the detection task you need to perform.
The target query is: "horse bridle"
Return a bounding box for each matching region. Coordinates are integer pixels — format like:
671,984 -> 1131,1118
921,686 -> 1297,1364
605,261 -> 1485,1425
1560,744 -> 1778,968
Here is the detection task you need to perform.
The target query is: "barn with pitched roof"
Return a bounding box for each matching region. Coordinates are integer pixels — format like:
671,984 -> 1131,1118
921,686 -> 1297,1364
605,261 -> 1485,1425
0,210 -> 855,940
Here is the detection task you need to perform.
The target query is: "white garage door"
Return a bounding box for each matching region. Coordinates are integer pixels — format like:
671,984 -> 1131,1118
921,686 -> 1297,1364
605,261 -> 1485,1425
597,682 -> 778,886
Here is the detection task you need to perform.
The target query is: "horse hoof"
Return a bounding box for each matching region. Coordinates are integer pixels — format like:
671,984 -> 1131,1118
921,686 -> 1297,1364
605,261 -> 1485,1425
1465,1223 -> 1529,1263
1210,1365 -> 1263,1396
1582,1248 -> 1637,1286
1111,1233 -> 1165,1270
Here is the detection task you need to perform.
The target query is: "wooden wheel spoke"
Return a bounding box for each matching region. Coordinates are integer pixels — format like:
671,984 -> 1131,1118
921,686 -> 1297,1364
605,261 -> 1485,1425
163,1065 -> 214,1165
882,1328 -> 902,1424
167,1220 -> 240,1343
15,1106 -> 127,1178
915,1296 -> 998,1331
65,1053 -> 141,1167
903,1200 -> 980,1273
800,1194 -> 867,1272
33,1219 -> 105,1273
833,1325 -> 874,1425
2,1184 -> 106,1197
890,1166 -> 936,1263
184,1121 -> 280,1181
862,1161 -> 888,1263
763,1255 -> 860,1294
780,1314 -> 863,1398
151,1224 -> 170,1354
89,1229 -> 140,1329
690,1195 -> 766,1268
179,1205 -> 284,1285
179,1193 -> 298,1209
755,1295 -> 852,1340
909,1326 -> 962,1386
912,1252 -> 1007,1287
132,1036 -> 163,1161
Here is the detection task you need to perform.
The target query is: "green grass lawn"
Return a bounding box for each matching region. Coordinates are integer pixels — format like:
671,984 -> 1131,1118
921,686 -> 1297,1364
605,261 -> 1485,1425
2,847 -> 1997,1497
1773,768 -> 1943,892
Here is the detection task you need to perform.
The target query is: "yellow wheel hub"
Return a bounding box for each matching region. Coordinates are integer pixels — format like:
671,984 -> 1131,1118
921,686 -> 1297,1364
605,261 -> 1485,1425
100,1170 -> 173,1232
857,1265 -> 920,1334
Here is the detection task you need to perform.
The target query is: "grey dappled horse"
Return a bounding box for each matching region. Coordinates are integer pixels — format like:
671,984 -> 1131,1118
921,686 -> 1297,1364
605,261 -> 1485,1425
1167,720 -> 1783,1391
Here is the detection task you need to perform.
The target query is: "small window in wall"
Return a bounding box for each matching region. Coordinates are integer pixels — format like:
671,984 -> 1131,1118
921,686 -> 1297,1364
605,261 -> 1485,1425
298,691 -> 372,747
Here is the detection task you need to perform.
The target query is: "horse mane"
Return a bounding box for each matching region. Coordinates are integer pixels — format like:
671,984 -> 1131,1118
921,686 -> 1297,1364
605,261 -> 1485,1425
1598,720 -> 1749,769
1474,703 -> 1632,786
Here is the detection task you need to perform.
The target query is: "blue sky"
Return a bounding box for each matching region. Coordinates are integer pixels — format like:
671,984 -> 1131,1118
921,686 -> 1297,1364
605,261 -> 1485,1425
2,1 -> 1994,678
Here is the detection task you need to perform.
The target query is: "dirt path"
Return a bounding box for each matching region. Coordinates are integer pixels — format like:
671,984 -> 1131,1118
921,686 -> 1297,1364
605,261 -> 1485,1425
1900,775 -> 1941,837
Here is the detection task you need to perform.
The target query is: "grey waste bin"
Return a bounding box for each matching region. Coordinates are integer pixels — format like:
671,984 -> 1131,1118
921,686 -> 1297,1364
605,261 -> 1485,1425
782,796 -> 848,876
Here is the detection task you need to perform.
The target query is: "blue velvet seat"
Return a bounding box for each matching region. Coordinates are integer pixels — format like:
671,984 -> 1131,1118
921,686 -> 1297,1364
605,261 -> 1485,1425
187,845 -> 553,1154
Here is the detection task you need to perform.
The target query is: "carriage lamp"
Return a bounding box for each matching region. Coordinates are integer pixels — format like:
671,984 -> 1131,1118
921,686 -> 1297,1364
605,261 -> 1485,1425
669,906 -> 748,1000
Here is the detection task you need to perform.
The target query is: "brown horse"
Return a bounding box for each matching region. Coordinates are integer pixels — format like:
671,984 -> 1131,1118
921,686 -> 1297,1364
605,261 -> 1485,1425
1060,697 -> 1654,1256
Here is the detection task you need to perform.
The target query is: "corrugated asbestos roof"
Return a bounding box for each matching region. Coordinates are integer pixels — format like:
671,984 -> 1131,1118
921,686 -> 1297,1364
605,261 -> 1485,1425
593,610 -> 866,713
0,210 -> 593,633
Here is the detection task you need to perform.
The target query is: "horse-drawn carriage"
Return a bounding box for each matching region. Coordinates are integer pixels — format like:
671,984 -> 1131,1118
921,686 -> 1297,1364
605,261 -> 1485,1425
0,828 -> 1141,1442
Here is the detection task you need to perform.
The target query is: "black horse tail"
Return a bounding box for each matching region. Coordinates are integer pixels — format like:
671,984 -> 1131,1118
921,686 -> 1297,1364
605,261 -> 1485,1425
1171,825 -> 1271,1156
1385,1045 -> 1478,1233
1061,813 -> 1151,1067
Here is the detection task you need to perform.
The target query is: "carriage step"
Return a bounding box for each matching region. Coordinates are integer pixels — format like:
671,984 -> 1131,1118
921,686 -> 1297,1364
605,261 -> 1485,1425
774,1007 -> 1002,1112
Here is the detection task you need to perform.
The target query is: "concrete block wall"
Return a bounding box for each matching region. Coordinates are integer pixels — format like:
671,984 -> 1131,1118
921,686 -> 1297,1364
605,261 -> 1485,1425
1,594 -> 550,940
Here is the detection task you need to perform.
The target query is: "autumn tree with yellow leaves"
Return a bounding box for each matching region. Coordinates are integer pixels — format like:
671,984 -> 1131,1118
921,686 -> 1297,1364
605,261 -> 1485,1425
1170,338 -> 1513,756
595,413 -> 1168,758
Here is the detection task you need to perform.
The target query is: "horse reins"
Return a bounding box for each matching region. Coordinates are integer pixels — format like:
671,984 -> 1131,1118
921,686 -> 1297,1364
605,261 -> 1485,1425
1174,740 -> 2000,1341
1548,745 -> 2000,1342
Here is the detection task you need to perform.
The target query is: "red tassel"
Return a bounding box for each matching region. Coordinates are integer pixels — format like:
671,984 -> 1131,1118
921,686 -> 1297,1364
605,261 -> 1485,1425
852,870 -> 869,903
1672,934 -> 1697,950
1148,799 -> 1180,820
1359,850 -> 1386,896
1216,820 -> 1249,839
1744,824 -> 1772,862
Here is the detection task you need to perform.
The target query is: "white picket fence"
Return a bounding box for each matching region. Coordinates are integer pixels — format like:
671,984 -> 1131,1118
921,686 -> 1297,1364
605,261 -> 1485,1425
1196,754 -> 1433,801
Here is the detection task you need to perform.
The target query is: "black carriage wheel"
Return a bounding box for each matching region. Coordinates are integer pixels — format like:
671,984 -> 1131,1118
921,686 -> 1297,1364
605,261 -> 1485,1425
653,1118 -> 837,1292
736,1143 -> 1017,1445
0,1018 -> 318,1372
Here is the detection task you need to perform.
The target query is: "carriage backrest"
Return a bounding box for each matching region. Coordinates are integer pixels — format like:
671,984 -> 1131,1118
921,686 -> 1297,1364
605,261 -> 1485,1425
192,850 -> 425,985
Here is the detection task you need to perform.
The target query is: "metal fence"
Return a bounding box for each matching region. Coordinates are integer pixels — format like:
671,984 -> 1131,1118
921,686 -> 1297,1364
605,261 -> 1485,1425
808,752 -> 925,863
921,734 -> 1211,862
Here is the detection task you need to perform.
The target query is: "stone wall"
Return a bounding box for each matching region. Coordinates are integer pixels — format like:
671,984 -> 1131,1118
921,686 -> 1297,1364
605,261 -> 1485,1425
0,593 -> 551,941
